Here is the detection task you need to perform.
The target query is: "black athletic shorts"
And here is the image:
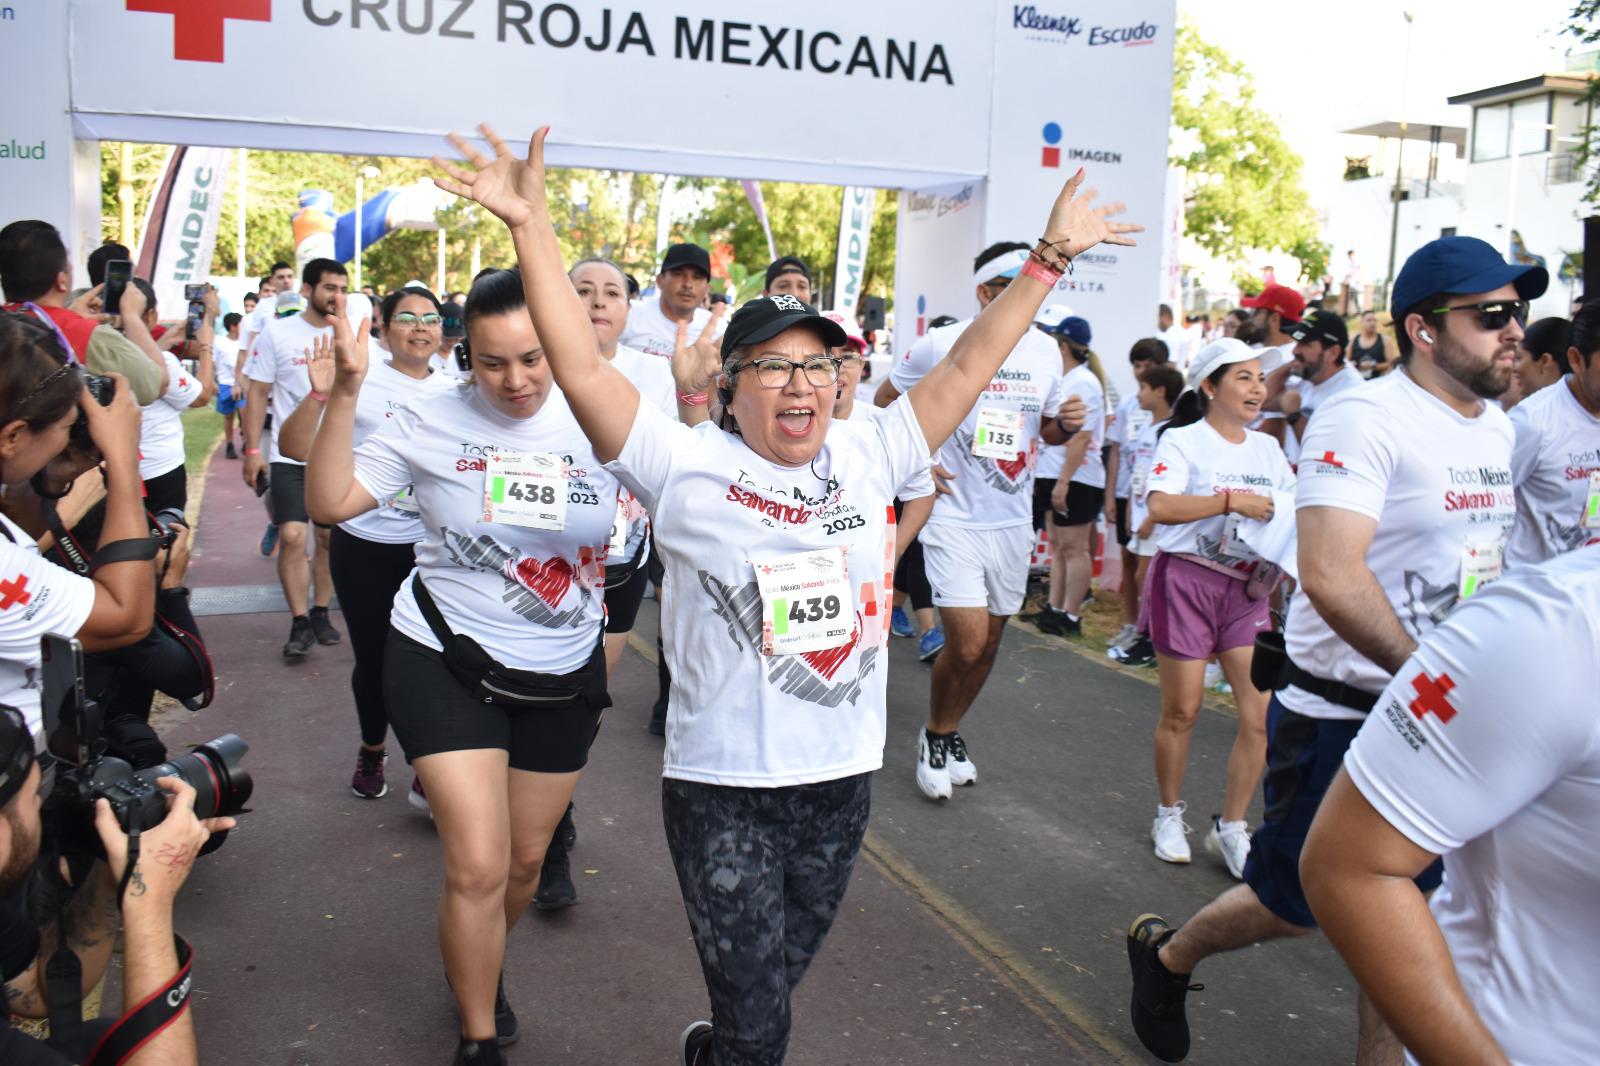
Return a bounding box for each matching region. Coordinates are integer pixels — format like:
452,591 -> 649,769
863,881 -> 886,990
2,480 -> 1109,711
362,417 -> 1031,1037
1114,496 -> 1131,547
1032,478 -> 1057,533
1054,479 -> 1104,527
269,461 -> 309,525
382,628 -> 609,774
604,552 -> 650,634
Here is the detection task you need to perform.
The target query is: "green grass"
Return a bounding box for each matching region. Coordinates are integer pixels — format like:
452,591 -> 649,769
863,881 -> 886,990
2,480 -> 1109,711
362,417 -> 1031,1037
181,406 -> 224,481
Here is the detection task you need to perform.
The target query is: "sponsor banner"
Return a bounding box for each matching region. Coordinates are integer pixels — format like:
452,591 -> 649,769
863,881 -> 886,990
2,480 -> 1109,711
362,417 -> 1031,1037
892,178 -> 987,353
832,186 -> 877,322
135,146 -> 233,316
1160,166 -> 1185,315
741,180 -> 777,262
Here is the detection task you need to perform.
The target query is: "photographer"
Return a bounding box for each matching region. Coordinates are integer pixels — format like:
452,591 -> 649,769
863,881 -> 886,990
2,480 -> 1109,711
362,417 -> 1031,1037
0,313 -> 156,739
1,707 -> 234,1065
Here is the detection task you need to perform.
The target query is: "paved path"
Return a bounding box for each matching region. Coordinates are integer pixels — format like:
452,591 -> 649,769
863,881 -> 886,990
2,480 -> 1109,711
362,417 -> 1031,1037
160,446 -> 1359,1065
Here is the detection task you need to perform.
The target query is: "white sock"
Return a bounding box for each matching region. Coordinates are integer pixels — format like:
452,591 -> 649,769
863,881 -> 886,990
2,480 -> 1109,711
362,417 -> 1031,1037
1158,804 -> 1183,817
1217,818 -> 1248,833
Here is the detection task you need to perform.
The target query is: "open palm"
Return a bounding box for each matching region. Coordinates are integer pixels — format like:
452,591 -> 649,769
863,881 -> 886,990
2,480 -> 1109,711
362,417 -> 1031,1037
1042,169 -> 1143,260
432,123 -> 551,230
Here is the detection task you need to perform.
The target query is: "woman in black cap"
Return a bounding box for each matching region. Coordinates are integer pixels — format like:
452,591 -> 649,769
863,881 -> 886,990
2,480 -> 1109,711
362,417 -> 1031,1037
432,124 -> 1138,1066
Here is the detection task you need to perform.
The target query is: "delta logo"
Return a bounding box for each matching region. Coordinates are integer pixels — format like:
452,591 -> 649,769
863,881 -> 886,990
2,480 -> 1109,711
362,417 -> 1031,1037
127,0 -> 270,64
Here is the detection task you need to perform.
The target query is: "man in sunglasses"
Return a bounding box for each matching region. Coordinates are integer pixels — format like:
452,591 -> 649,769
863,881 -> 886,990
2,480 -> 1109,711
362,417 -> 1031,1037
1280,309 -> 1363,449
1128,235 -> 1545,1065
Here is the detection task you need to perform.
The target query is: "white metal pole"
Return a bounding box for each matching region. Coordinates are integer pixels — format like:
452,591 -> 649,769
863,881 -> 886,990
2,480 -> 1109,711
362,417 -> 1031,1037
437,228 -> 447,293
354,174 -> 365,292
236,147 -> 247,279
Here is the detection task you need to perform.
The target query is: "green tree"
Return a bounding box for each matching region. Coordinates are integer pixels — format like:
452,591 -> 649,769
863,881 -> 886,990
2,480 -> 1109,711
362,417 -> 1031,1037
1565,2 -> 1600,202
1171,24 -> 1329,281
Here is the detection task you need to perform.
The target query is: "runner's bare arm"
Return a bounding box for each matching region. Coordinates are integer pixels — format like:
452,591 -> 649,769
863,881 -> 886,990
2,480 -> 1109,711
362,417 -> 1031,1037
1302,772 -> 1510,1066
1297,505 -> 1417,675
433,123 -> 639,462
305,307 -> 379,524
873,378 -> 901,408
904,169 -> 1140,453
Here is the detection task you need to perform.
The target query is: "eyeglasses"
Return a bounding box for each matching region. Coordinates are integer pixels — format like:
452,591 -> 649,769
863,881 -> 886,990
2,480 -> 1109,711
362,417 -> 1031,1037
734,356 -> 841,389
837,354 -> 864,369
1429,299 -> 1529,332
391,312 -> 443,327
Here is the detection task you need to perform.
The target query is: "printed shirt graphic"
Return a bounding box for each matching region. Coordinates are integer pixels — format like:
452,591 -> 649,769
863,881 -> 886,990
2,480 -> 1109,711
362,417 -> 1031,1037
1110,391 -> 1147,497
1344,547 -> 1600,1063
243,313 -> 331,466
353,386 -> 617,674
1283,371 -> 1517,721
0,513 -> 95,738
608,343 -> 679,565
1506,377 -> 1600,568
341,361 -> 459,545
606,396 -> 934,787
617,297 -> 714,361
888,319 -> 1063,530
137,351 -> 204,481
1144,420 -> 1295,565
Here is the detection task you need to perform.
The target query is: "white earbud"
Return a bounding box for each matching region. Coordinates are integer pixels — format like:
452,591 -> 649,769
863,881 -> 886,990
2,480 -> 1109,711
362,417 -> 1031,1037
1419,329 -> 1434,343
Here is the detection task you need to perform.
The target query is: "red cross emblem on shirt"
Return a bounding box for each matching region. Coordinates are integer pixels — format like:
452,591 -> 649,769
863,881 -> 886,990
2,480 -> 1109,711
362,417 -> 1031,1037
127,0 -> 270,63
1316,451 -> 1344,468
1407,671 -> 1458,724
1151,462 -> 1168,476
0,575 -> 32,611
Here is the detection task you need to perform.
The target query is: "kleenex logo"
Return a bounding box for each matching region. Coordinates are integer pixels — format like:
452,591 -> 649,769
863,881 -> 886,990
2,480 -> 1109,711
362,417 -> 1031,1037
1013,6 -> 1082,40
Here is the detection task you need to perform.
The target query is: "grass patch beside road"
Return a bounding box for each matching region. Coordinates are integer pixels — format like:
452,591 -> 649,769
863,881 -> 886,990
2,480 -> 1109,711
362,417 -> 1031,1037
182,406 -> 224,480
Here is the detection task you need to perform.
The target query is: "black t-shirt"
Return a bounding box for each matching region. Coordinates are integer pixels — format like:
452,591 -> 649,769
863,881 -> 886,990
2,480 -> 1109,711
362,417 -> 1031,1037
0,1028 -> 74,1066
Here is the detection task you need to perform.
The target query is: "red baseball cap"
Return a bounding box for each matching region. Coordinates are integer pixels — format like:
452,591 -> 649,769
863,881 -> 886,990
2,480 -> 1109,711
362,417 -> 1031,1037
1240,283 -> 1305,324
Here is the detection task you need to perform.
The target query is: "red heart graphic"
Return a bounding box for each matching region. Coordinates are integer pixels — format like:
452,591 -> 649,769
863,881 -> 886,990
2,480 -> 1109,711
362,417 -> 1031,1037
995,451 -> 1028,480
800,615 -> 863,680
513,555 -> 574,607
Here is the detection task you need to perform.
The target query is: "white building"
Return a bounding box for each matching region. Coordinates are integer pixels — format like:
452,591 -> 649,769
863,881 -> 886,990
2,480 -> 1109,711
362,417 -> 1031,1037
1323,67 -> 1594,317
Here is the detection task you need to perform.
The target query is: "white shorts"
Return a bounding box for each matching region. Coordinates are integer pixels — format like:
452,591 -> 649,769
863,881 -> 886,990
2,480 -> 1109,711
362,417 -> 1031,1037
920,521 -> 1033,615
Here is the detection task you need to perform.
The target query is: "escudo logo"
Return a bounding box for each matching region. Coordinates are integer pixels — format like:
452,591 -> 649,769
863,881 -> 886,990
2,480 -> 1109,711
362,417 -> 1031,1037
127,0 -> 270,64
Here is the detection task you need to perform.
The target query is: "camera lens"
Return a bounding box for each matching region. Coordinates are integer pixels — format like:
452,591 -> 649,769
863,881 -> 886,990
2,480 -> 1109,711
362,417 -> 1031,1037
134,733 -> 253,820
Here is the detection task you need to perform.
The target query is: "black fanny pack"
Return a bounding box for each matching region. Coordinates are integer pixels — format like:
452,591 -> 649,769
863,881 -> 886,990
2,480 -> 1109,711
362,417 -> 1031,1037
411,574 -> 595,707
1251,631 -> 1379,714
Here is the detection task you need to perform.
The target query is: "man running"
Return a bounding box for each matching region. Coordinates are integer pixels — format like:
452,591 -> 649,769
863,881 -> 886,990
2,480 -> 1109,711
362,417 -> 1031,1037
618,242 -> 714,361
1126,235 -> 1545,1064
242,258 -> 349,658
874,241 -> 1085,801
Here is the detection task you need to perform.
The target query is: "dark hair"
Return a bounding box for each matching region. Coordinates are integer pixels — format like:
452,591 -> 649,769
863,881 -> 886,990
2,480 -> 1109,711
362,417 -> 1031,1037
380,285 -> 442,326
243,291 -> 258,304
1130,337 -> 1168,365
1392,291 -> 1446,364
1139,364 -> 1185,407
258,276 -> 274,289
1227,308 -> 1250,326
131,277 -> 157,313
223,312 -> 243,331
0,220 -> 69,303
1158,303 -> 1173,318
1159,363 -> 1231,439
929,314 -> 959,330
270,261 -> 292,274
624,274 -> 640,299
569,258 -> 629,290
0,312 -> 83,435
1524,316 -> 1574,374
464,268 -> 526,327
972,241 -> 1029,278
87,242 -> 131,287
302,258 -> 347,288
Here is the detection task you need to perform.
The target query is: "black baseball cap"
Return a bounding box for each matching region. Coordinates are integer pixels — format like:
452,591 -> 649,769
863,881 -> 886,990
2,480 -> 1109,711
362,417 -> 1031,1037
764,256 -> 812,289
0,705 -> 35,810
721,294 -> 848,360
660,243 -> 711,279
439,300 -> 465,339
1289,309 -> 1348,349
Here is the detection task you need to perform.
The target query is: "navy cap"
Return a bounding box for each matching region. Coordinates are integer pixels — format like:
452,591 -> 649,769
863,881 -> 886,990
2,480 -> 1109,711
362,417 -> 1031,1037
1391,236 -> 1549,316
1043,315 -> 1093,347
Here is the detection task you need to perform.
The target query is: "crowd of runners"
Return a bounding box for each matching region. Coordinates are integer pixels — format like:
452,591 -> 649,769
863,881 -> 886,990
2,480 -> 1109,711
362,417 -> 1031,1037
0,119 -> 1595,1066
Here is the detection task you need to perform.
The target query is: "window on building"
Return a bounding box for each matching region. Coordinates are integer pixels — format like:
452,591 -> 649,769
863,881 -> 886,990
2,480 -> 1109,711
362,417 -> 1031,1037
1471,93 -> 1553,162
1441,227 -> 1458,238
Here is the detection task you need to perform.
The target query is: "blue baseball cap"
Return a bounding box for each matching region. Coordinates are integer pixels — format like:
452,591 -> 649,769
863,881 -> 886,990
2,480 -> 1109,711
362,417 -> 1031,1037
1041,313 -> 1093,347
1391,236 -> 1548,316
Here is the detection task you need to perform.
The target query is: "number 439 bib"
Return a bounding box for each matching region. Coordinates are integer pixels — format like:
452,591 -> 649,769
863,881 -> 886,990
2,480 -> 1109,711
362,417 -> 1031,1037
483,451 -> 568,530
753,548 -> 853,656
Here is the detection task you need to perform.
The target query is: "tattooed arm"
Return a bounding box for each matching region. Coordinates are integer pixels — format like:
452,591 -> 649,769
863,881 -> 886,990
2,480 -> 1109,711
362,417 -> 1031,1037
4,860 -> 121,1018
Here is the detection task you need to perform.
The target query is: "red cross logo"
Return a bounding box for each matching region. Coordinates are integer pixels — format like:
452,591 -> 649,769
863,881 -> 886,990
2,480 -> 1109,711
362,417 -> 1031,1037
1316,451 -> 1344,469
1151,462 -> 1168,476
1407,671 -> 1458,724
127,0 -> 271,63
0,575 -> 31,611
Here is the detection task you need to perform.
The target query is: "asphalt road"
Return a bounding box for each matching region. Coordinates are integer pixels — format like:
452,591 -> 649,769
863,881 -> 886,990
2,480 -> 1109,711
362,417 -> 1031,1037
151,447 -> 1360,1065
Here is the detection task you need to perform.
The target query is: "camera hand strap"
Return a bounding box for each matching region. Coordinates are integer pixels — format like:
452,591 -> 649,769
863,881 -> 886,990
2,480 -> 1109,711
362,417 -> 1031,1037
83,936 -> 194,1066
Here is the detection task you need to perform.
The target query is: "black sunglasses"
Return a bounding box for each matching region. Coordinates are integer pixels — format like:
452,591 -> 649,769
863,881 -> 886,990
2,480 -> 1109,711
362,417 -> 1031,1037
1428,299 -> 1529,332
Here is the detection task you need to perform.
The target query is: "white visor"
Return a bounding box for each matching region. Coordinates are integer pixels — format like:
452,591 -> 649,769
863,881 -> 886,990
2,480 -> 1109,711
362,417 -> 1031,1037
972,249 -> 1031,288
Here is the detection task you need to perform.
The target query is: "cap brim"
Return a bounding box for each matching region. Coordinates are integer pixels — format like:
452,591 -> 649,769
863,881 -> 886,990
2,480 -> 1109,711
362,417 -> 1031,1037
735,312 -> 850,353
1456,262 -> 1551,303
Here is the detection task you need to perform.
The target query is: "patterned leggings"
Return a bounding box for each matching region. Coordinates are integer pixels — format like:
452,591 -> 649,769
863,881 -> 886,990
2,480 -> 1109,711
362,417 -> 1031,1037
662,772 -> 872,1066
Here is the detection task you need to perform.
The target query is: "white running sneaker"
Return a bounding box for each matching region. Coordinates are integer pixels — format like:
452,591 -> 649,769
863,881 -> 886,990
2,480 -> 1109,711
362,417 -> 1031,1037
1109,623 -> 1139,651
1205,817 -> 1252,879
916,731 -> 953,801
946,732 -> 977,787
1151,803 -> 1192,864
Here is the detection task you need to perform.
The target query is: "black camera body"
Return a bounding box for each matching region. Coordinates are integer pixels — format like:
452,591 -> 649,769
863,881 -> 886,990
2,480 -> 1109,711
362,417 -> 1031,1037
67,372 -> 117,454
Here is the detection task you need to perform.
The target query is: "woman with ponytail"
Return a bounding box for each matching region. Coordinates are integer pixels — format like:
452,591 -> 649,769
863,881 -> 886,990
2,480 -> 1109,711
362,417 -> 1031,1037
1035,313 -> 1106,635
1138,339 -> 1294,878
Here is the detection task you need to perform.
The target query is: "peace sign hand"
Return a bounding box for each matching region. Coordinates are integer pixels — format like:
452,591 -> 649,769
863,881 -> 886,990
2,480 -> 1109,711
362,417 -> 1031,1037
670,301 -> 728,395
1041,168 -> 1144,261
432,123 -> 551,232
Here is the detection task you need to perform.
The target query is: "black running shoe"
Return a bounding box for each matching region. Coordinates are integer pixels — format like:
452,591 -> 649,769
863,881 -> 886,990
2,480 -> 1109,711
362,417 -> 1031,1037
494,973 -> 519,1046
282,615 -> 315,658
533,852 -> 577,911
559,802 -> 576,851
454,1037 -> 504,1065
1127,913 -> 1203,1063
225,441 -> 238,460
679,1020 -> 713,1066
1119,636 -> 1156,667
309,605 -> 342,645
648,697 -> 667,736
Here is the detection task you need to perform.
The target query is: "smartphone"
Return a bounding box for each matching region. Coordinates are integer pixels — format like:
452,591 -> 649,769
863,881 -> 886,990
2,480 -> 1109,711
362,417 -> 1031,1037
40,634 -> 89,767
185,282 -> 207,339
102,259 -> 132,318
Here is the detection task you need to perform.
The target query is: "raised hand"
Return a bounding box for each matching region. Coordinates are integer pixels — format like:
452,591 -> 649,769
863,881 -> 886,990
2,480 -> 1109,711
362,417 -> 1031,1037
432,123 -> 551,231
305,334 -> 337,396
1041,169 -> 1143,261
671,301 -> 728,394
326,296 -> 370,395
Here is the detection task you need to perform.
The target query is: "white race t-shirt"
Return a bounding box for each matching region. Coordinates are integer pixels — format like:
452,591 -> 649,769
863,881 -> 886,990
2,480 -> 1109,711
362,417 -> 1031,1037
1283,371 -> 1516,721
1344,546 -> 1600,1065
888,319 -> 1063,530
1125,416 -> 1170,532
1286,364 -> 1365,463
243,313 -> 330,465
341,361 -> 459,545
213,334 -> 238,389
1507,378 -> 1600,568
353,386 -> 618,674
610,343 -> 676,417
0,514 -> 96,738
1110,391 -> 1154,498
606,395 -> 934,787
242,294 -> 279,356
1144,420 -> 1295,566
618,297 -> 713,361
138,352 -> 203,480
1063,363 -> 1106,488
844,405 -> 935,501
